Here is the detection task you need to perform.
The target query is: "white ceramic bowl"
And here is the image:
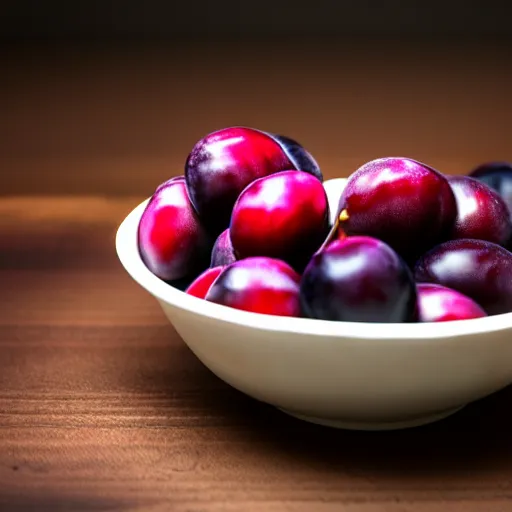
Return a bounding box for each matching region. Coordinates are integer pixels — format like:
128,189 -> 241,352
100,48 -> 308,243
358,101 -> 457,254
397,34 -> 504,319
116,178 -> 512,431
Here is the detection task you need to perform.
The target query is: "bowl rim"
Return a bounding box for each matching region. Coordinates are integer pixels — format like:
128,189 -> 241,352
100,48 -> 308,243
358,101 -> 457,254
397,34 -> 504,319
115,187 -> 512,341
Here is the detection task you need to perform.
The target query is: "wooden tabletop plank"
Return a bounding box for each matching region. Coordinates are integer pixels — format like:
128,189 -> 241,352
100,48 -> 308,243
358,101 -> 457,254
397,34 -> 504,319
0,195 -> 511,510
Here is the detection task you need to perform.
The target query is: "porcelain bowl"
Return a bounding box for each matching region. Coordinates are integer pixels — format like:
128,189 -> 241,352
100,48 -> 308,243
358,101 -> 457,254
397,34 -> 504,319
116,178 -> 512,430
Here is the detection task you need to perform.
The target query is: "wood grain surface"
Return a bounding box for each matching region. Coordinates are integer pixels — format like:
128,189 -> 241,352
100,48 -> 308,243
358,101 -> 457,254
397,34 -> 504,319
1,42 -> 512,511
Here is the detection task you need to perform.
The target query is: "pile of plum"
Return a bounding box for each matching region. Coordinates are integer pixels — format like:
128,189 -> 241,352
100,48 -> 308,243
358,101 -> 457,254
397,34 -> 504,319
137,126 -> 512,323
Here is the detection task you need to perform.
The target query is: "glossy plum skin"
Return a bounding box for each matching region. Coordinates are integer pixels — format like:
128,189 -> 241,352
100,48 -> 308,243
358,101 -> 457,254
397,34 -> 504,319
267,133 -> 323,182
300,236 -> 417,323
470,162 -> 512,215
185,266 -> 224,299
205,257 -> 301,317
185,127 -> 322,235
210,229 -> 236,267
138,180 -> 211,281
155,175 -> 185,193
414,239 -> 512,316
469,162 -> 512,249
230,170 -> 330,271
415,283 -> 487,322
335,158 -> 457,262
448,176 -> 511,245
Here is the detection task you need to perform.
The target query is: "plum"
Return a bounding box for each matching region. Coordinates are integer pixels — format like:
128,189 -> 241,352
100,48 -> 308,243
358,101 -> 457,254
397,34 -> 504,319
414,239 -> 512,316
230,170 -> 330,271
186,266 -> 225,299
138,179 -> 211,281
300,236 -> 417,323
469,161 -> 512,215
330,157 -> 457,262
469,161 -> 512,249
205,257 -> 301,317
267,133 -> 323,182
415,283 -> 487,322
154,175 -> 185,193
448,175 -> 511,245
185,126 -> 322,235
210,229 -> 236,267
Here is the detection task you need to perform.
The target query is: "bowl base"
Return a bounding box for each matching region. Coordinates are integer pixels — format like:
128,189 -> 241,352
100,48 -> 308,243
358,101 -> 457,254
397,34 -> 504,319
277,405 -> 466,431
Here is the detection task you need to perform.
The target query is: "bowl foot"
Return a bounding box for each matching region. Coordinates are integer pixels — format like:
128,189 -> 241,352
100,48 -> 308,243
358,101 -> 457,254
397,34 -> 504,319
277,405 -> 466,431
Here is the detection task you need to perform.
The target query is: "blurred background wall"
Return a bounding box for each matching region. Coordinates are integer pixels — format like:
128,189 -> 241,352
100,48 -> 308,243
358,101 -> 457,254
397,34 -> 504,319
2,1 -> 512,41
1,1 -> 511,197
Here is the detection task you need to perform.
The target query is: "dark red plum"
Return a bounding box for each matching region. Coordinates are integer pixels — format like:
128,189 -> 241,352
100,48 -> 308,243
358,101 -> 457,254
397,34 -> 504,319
469,162 -> 512,215
205,257 -> 301,317
185,126 -> 322,235
332,157 -> 457,262
300,236 -> 417,323
186,266 -> 225,299
266,133 -> 323,182
416,283 -> 487,322
210,229 -> 236,267
448,176 -> 511,245
155,175 -> 185,193
230,170 -> 330,271
469,162 -> 512,249
414,239 -> 512,316
138,179 -> 212,281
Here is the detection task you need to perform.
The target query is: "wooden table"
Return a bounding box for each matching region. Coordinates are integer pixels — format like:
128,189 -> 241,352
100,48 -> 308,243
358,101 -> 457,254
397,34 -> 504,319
1,42 -> 511,511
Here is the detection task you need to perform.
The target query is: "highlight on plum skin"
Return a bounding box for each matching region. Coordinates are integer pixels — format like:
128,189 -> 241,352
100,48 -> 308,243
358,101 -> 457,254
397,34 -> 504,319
137,179 -> 212,282
184,126 -> 323,236
300,236 -> 417,323
185,266 -> 225,299
210,229 -> 237,267
414,239 -> 512,316
230,170 -> 330,272
447,175 -> 511,246
205,257 -> 301,317
333,157 -> 457,263
415,283 -> 487,323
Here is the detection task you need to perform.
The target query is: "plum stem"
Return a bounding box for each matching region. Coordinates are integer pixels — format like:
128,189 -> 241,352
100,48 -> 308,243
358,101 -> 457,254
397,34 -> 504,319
317,210 -> 350,253
339,209 -> 350,222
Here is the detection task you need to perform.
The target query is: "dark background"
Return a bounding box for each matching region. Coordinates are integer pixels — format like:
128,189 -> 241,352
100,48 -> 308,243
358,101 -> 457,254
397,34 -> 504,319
1,1 -> 511,197
1,1 -> 512,41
